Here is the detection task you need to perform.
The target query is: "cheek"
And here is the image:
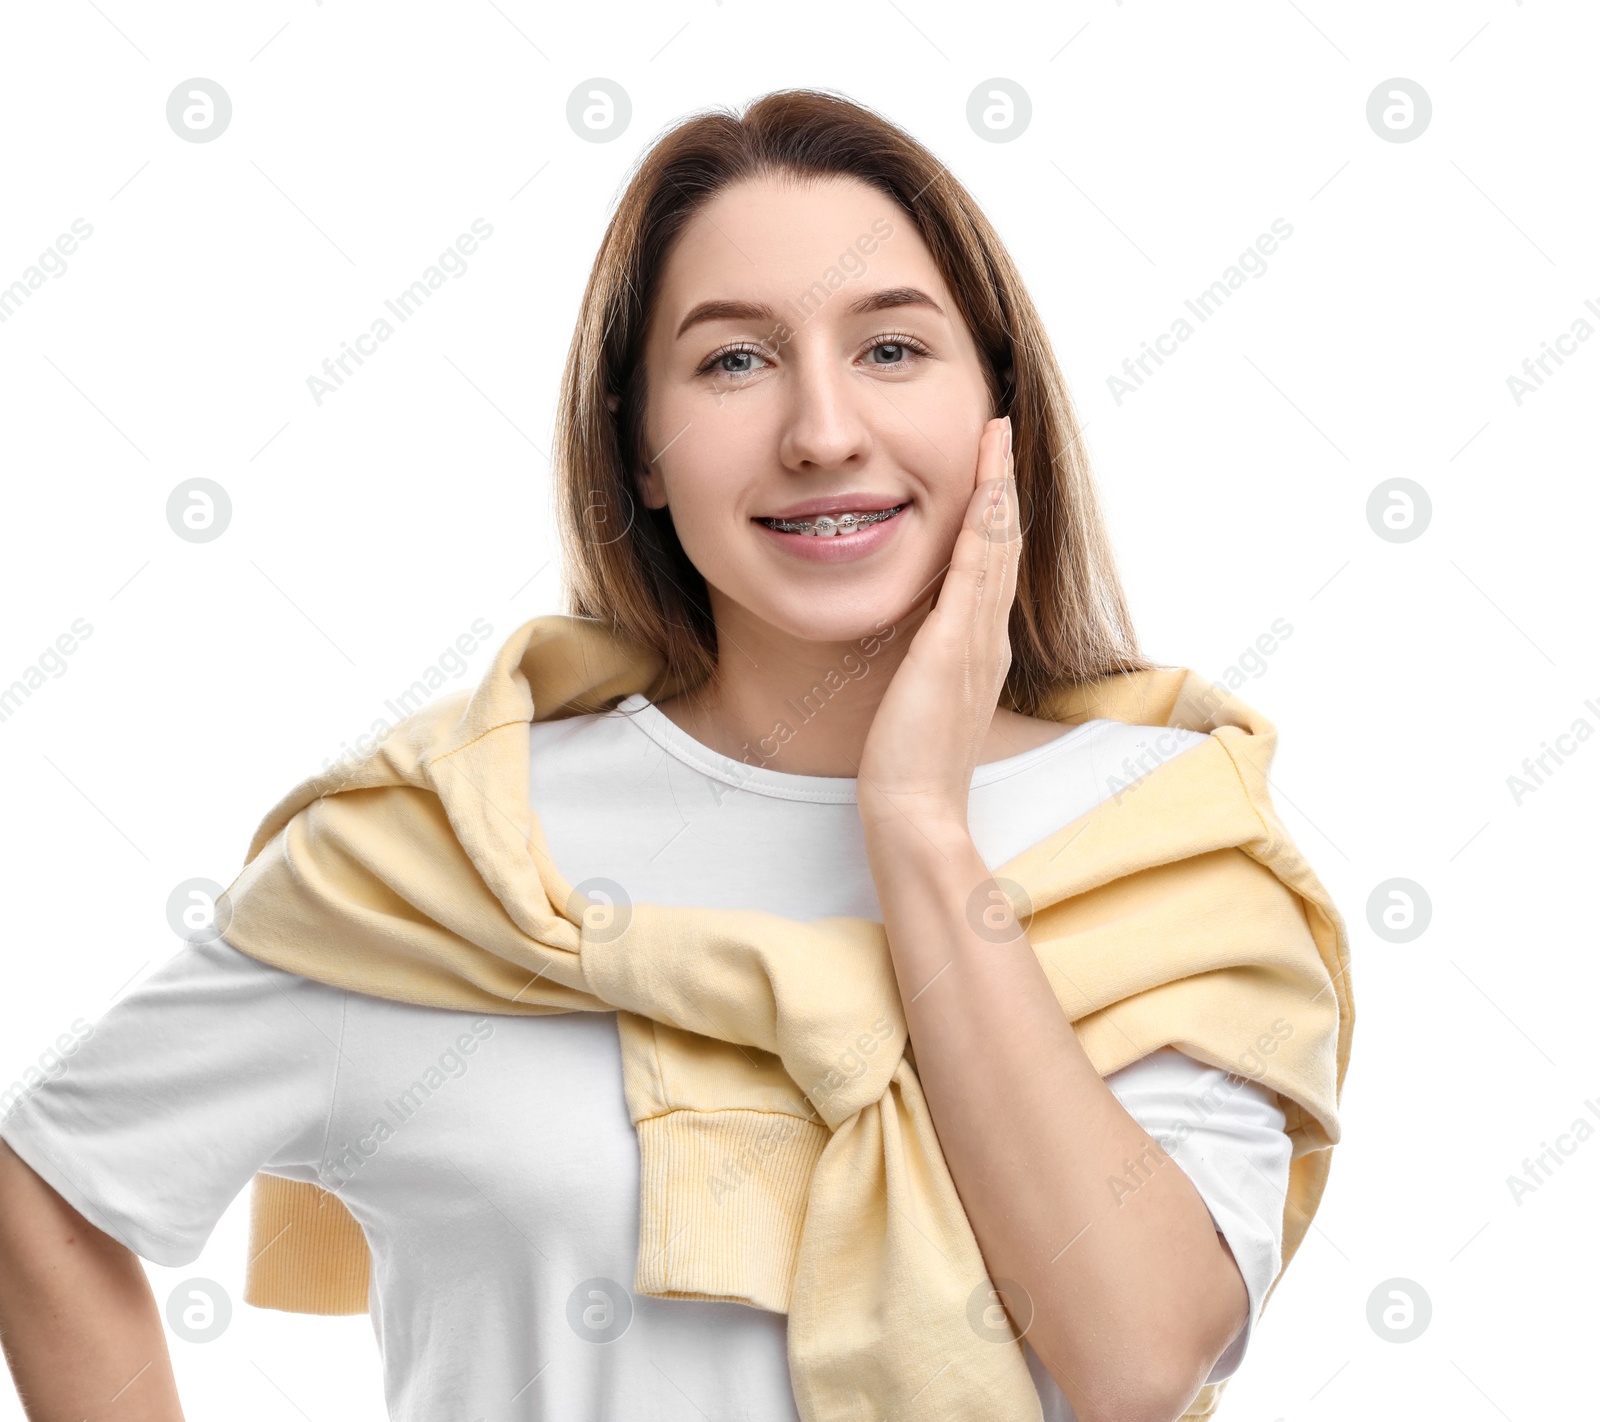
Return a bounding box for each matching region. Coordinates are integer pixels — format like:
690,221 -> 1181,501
655,432 -> 745,552
901,412 -> 986,510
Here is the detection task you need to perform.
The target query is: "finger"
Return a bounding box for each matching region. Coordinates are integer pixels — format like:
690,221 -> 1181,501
935,419 -> 1008,611
997,422 -> 1021,612
947,422 -> 1008,615
973,417 -> 1019,585
959,418 -> 1013,553
977,427 -> 1021,657
976,414 -> 1008,495
950,419 -> 1020,663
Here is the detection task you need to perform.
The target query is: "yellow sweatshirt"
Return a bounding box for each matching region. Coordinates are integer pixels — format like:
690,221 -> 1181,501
220,614 -> 1352,1422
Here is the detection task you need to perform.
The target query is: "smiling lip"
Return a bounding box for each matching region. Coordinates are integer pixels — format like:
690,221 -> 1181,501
753,501 -> 909,562
757,493 -> 907,521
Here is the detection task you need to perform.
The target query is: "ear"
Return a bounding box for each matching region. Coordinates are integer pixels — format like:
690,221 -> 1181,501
611,393 -> 665,506
633,459 -> 667,511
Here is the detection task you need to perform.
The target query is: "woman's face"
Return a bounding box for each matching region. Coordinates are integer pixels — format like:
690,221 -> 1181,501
634,173 -> 997,647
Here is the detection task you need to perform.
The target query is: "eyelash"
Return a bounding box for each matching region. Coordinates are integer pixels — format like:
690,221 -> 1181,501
696,331 -> 932,381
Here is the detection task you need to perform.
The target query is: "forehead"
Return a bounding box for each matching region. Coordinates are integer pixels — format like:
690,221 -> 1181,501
654,173 -> 945,310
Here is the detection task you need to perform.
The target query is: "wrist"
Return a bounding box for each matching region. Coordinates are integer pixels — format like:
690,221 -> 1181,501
861,811 -> 974,865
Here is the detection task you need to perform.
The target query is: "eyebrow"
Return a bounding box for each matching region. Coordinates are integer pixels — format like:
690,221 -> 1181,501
673,286 -> 947,341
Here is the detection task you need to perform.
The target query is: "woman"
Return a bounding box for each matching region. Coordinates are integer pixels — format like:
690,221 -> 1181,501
0,90 -> 1347,1422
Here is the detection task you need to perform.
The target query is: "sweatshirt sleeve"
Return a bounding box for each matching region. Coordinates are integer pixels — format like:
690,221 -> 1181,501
1102,1046 -> 1292,1384
0,936 -> 346,1268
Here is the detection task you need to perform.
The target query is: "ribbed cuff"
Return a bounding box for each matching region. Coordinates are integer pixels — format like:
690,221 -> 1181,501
243,1173 -> 371,1315
634,1108 -> 829,1314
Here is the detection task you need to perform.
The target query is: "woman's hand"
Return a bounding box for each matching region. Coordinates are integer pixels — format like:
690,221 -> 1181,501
856,415 -> 1020,841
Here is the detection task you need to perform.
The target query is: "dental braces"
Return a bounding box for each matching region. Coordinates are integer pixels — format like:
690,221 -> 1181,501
760,505 -> 905,536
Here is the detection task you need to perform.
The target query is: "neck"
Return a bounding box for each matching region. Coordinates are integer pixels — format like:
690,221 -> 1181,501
655,593 -> 933,779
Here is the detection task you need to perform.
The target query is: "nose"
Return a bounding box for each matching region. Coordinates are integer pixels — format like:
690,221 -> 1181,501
773,340 -> 874,475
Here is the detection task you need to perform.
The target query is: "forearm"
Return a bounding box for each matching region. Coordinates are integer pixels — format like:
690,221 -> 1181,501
0,1141 -> 184,1421
864,821 -> 1246,1422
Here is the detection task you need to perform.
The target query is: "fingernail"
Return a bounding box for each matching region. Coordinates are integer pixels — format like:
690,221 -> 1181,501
1002,417 -> 1012,462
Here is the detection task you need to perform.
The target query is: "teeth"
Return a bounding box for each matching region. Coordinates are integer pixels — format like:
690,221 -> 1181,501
761,504 -> 905,536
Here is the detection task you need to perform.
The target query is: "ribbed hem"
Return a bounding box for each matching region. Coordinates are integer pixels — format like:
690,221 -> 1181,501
634,1108 -> 829,1314
244,1174 -> 371,1315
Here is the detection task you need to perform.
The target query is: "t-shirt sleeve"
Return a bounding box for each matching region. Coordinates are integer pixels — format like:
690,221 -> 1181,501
0,935 -> 345,1267
1102,1045 -> 1292,1384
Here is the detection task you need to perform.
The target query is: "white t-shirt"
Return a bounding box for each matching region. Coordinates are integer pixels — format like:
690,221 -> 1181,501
0,694 -> 1292,1422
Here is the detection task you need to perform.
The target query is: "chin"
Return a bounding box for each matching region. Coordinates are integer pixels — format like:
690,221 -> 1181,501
748,586 -> 926,648
711,539 -> 940,645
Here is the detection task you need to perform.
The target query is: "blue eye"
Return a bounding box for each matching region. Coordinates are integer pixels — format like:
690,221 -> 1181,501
708,345 -> 770,376
693,342 -> 774,381
697,332 -> 931,382
860,332 -> 931,366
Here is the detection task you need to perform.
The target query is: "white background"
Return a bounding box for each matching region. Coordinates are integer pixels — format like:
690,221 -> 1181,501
2,0 -> 1595,1417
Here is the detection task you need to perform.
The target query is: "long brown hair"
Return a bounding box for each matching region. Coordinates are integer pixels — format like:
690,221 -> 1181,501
553,87 -> 1154,715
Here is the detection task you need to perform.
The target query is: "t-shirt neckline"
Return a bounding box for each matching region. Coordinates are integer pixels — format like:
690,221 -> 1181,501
608,693 -> 1103,805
